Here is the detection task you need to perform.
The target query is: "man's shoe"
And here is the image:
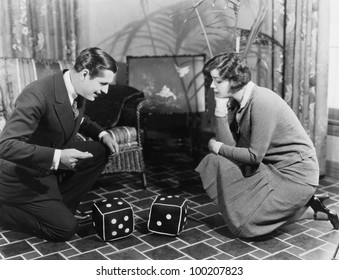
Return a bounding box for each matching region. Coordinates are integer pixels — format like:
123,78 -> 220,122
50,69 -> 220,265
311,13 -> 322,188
74,210 -> 91,224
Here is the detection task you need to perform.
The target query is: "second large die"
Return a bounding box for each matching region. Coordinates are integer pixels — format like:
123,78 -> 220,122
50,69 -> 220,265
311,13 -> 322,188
148,195 -> 188,236
92,197 -> 134,241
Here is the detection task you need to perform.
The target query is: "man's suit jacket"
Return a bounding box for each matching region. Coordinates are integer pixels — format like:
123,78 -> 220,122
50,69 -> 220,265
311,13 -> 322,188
0,71 -> 104,203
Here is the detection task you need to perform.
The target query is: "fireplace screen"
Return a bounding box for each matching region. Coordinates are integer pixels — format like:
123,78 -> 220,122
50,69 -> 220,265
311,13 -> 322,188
127,55 -> 206,114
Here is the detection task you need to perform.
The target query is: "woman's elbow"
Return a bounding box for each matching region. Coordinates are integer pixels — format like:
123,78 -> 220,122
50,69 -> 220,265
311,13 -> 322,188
249,152 -> 263,165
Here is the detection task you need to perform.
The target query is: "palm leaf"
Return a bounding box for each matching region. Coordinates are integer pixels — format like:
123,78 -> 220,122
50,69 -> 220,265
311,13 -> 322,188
190,0 -> 243,57
241,5 -> 268,57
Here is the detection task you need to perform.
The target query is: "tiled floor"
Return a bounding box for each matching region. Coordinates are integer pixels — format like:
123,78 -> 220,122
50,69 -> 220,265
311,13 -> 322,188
1,144 -> 339,260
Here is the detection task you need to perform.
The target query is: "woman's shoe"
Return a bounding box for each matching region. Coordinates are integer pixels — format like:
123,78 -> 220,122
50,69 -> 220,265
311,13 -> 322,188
315,193 -> 330,203
308,196 -> 339,230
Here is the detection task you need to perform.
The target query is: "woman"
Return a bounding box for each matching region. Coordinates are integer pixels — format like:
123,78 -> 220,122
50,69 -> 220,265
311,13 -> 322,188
196,52 -> 338,238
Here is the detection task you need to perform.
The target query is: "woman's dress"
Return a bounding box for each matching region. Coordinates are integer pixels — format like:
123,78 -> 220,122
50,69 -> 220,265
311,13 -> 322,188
196,85 -> 319,238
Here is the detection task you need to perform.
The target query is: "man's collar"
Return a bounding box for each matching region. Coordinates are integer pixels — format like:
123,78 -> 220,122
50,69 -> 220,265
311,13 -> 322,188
63,70 -> 77,103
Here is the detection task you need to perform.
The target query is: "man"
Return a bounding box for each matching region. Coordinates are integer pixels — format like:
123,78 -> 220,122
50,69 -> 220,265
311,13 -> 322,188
0,47 -> 119,241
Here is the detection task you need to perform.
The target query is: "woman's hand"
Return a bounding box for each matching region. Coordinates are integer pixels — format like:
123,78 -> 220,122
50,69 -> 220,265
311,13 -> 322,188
208,137 -> 223,154
214,96 -> 229,117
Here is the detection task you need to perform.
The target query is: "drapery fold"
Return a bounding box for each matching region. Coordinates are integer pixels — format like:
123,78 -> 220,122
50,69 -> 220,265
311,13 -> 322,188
0,0 -> 78,129
0,0 -> 78,61
254,0 -> 330,175
284,0 -> 329,175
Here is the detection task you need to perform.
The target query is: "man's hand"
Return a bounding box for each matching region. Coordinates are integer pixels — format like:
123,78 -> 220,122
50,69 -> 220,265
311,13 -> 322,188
60,149 -> 93,169
101,134 -> 119,154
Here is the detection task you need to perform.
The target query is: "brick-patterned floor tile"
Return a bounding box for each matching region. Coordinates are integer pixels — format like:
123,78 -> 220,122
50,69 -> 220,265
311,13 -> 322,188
36,253 -> 65,260
301,248 -> 334,260
178,228 -> 212,244
216,239 -> 257,258
70,235 -> 108,253
144,245 -> 184,260
23,251 -> 42,260
250,237 -> 291,254
0,241 -> 34,258
180,242 -> 221,259
107,248 -> 148,260
285,233 -> 326,251
34,241 -> 71,256
264,251 -> 301,260
69,251 -> 107,260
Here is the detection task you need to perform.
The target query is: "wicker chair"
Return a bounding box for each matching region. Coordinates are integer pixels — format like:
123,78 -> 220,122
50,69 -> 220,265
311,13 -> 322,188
84,84 -> 147,188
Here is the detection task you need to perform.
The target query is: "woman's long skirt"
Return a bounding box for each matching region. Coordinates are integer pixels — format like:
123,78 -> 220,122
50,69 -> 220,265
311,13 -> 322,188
195,153 -> 318,238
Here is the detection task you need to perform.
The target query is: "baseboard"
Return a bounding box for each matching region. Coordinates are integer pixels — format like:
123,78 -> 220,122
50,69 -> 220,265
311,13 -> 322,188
326,160 -> 339,179
328,108 -> 339,136
328,119 -> 339,136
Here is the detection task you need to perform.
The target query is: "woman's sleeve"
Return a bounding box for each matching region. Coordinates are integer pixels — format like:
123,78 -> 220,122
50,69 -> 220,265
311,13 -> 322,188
215,116 -> 236,146
218,97 -> 278,164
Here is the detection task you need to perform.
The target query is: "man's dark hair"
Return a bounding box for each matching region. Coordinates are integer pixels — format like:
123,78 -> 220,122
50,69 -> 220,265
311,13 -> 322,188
74,47 -> 118,77
203,52 -> 251,92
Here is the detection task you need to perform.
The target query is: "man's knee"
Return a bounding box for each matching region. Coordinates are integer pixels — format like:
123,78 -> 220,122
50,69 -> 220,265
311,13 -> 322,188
69,140 -> 107,162
84,141 -> 107,164
75,141 -> 107,171
60,217 -> 78,240
46,216 -> 78,242
92,141 -> 107,160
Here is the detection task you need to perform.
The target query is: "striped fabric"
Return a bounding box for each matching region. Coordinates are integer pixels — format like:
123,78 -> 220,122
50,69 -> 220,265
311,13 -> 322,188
108,126 -> 137,144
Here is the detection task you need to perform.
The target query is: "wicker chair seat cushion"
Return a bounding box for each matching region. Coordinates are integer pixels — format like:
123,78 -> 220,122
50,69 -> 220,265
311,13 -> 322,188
76,126 -> 137,146
107,126 -> 137,145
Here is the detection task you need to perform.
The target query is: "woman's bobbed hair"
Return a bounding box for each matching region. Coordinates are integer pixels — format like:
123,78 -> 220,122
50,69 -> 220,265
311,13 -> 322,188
203,52 -> 251,92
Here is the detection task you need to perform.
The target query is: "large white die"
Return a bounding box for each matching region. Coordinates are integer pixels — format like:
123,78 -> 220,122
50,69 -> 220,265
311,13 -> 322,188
148,195 -> 188,236
92,197 -> 134,241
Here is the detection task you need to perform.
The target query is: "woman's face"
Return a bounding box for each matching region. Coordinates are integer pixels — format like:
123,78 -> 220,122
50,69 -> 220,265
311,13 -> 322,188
210,69 -> 232,98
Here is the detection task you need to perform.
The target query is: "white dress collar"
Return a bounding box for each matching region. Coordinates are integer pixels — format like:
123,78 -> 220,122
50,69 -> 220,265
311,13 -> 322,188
239,81 -> 255,109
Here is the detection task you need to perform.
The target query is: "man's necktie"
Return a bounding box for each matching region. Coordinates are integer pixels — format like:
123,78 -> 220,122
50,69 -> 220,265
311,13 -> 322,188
72,97 -> 79,119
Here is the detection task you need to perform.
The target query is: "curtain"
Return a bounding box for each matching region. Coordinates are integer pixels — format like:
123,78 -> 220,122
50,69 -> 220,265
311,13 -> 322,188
0,0 -> 78,131
285,0 -> 329,176
254,0 -> 330,175
0,0 -> 78,61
